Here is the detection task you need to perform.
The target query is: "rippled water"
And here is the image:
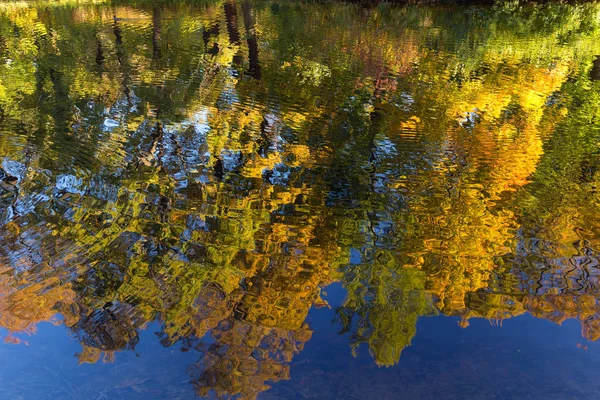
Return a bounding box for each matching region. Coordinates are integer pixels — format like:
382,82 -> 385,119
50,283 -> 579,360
1,0 -> 600,398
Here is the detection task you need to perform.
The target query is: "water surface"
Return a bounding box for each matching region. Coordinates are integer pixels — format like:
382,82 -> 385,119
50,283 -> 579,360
1,0 -> 600,398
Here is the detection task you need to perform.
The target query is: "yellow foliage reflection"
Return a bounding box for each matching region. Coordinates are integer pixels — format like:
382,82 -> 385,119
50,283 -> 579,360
0,0 -> 600,398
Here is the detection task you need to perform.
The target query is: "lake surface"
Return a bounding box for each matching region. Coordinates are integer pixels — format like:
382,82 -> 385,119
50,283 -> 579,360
1,0 -> 600,398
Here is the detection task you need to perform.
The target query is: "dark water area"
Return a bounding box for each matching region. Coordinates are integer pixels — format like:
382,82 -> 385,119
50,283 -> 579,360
1,0 -> 600,398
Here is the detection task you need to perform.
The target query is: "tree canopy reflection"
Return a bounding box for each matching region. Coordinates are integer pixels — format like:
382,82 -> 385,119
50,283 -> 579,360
1,0 -> 600,398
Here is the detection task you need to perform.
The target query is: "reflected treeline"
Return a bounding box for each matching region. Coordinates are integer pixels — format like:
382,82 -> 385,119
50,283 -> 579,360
1,0 -> 600,398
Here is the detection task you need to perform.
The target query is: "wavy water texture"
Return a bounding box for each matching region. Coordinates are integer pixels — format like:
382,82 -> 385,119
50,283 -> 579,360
1,0 -> 600,398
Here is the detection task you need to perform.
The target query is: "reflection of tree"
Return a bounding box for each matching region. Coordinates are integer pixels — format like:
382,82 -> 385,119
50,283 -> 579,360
339,257 -> 436,366
75,301 -> 143,363
1,0 -> 600,398
485,63 -> 600,340
191,318 -> 311,399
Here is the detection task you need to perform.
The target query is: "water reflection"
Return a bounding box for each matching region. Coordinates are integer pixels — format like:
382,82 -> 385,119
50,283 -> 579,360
0,0 -> 600,398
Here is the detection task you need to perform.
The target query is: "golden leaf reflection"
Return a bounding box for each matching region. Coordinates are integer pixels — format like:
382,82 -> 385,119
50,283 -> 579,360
1,0 -> 600,398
